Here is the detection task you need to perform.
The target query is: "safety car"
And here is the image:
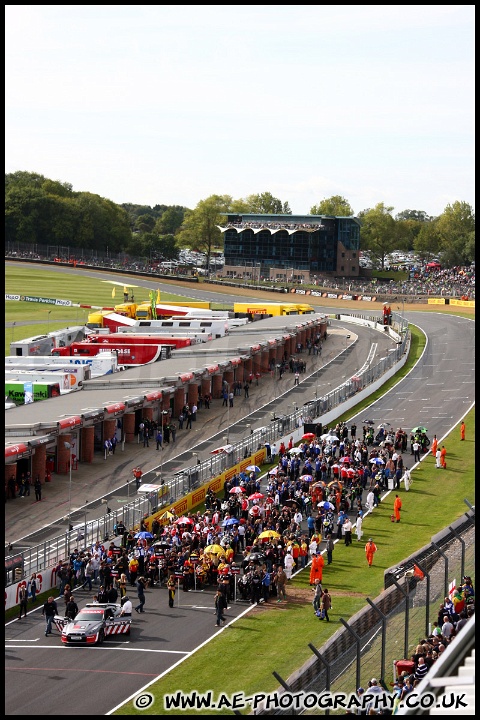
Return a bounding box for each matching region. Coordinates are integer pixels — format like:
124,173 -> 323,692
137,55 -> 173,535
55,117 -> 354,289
54,603 -> 131,645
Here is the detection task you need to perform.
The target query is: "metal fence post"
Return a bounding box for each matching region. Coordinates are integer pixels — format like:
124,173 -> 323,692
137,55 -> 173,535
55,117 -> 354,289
339,619 -> 362,692
432,542 -> 449,599
448,526 -> 466,582
391,578 -> 409,660
308,644 -> 332,716
366,598 -> 388,685
272,672 -> 297,715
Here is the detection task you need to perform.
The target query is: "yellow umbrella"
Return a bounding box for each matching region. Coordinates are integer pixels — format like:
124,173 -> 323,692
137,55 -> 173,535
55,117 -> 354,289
158,510 -> 174,524
204,544 -> 225,556
257,530 -> 281,540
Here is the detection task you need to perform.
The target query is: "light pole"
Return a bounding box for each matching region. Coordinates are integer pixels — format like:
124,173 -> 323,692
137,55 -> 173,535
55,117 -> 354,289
47,310 -> 52,334
64,442 -> 73,549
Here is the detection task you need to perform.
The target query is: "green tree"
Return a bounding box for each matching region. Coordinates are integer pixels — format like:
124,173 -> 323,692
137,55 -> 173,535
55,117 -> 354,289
230,192 -> 291,214
434,201 -> 475,266
135,214 -> 156,233
413,222 -> 442,261
310,195 -> 354,216
357,203 -> 396,270
155,206 -> 185,235
176,195 -> 231,271
413,201 -> 475,267
395,209 -> 433,222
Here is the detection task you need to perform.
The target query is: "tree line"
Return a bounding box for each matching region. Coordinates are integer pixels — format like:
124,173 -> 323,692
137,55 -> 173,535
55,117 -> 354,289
5,171 -> 475,270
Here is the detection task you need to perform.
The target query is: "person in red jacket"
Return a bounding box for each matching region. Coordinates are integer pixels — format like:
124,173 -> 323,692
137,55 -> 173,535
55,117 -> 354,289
309,551 -> 325,585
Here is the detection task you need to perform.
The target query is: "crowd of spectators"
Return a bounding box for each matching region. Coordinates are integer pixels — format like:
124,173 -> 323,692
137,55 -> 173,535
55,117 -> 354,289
6,247 -> 474,299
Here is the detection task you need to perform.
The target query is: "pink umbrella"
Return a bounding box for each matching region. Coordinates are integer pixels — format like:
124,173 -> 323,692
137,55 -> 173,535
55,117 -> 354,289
229,486 -> 244,494
248,492 -> 264,500
174,516 -> 194,525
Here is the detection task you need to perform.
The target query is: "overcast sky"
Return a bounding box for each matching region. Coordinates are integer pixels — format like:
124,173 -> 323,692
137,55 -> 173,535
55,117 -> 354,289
5,5 -> 475,217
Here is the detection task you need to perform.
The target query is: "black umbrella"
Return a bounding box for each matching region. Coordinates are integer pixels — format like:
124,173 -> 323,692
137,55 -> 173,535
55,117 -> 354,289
283,498 -> 302,508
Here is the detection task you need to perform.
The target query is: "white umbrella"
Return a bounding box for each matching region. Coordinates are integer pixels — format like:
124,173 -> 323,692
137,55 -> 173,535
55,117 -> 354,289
324,435 -> 339,443
288,447 -> 303,455
370,457 -> 385,465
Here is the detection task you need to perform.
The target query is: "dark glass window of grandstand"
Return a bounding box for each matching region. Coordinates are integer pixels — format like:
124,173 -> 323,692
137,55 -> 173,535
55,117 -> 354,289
221,214 -> 360,274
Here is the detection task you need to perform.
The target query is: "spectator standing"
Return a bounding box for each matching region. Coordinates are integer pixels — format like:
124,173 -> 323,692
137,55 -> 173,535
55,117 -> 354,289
284,549 -> 295,579
34,475 -> 42,501
65,595 -> 79,620
275,566 -> 287,602
393,494 -> 402,522
413,439 -> 421,462
325,535 -> 335,564
355,512 -> 364,541
29,573 -> 38,603
403,467 -> 412,491
214,588 -> 228,626
440,446 -> 447,469
309,551 -> 325,584
441,615 -> 454,639
135,577 -> 147,613
414,656 -> 428,683
343,517 -> 353,546
167,574 -> 176,608
321,588 -> 332,622
81,559 -> 94,591
365,538 -> 377,567
312,578 -> 323,614
18,585 -> 28,619
143,426 -> 150,447
156,428 -> 163,450
460,420 -> 465,441
119,597 -> 132,616
42,596 -> 58,636
133,467 -> 143,489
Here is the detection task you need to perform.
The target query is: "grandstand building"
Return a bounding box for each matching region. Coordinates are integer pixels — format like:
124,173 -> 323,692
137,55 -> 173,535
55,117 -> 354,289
219,213 -> 361,282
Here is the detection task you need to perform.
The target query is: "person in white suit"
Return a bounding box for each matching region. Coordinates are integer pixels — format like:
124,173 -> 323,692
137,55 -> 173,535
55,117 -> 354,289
284,549 -> 295,579
355,512 -> 364,541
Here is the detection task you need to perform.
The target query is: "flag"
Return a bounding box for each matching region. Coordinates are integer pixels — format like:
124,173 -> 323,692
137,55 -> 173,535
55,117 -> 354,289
124,286 -> 128,295
111,287 -> 116,298
413,564 -> 425,580
156,289 -> 161,304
